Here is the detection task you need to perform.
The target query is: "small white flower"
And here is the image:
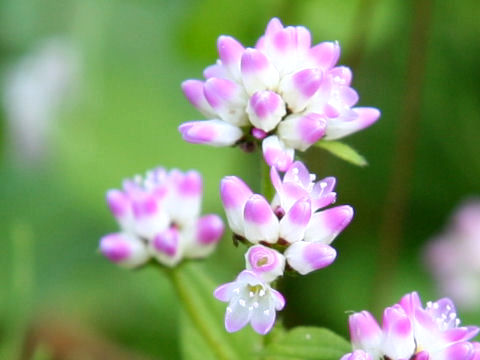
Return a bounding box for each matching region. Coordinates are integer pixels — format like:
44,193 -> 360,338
214,270 -> 285,334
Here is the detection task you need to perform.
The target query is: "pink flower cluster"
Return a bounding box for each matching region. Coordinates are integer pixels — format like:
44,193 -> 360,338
344,292 -> 480,360
180,18 -> 380,171
214,161 -> 353,334
100,167 -> 224,268
426,199 -> 480,310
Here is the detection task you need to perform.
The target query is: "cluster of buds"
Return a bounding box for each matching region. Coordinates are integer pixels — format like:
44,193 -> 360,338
99,167 -> 224,268
179,17 -> 380,171
343,292 -> 480,360
425,199 -> 480,310
214,161 -> 354,334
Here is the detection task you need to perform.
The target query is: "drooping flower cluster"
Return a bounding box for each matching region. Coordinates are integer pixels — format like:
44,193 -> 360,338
344,291 -> 480,360
425,199 -> 480,310
179,17 -> 380,171
100,167 -> 224,268
214,161 -> 353,334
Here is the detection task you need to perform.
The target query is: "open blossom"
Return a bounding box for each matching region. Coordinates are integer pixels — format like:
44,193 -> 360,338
214,270 -> 285,334
100,167 -> 224,268
425,198 -> 480,310
220,160 -> 353,275
346,291 -> 480,360
179,17 -> 380,171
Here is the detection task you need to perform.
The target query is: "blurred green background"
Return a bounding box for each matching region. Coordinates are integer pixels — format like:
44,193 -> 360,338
1,0 -> 479,358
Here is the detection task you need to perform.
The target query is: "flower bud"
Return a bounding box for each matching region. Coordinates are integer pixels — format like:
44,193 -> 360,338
150,227 -> 182,267
280,68 -> 323,112
179,120 -> 243,147
244,194 -> 279,244
277,113 -> 326,151
100,233 -> 148,268
262,135 -> 294,172
220,176 -> 253,237
285,242 -> 336,275
304,205 -> 354,245
240,48 -> 279,95
246,90 -> 286,132
348,311 -> 382,358
181,79 -> 217,118
245,245 -> 285,282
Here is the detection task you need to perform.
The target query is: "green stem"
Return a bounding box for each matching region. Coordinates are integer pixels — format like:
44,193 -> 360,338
165,265 -> 238,360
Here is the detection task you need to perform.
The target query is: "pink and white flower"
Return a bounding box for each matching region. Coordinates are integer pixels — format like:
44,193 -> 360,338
425,199 -> 480,310
214,270 -> 285,334
346,291 -> 480,360
180,18 -> 380,171
100,167 -> 224,268
220,161 -> 353,275
245,245 -> 285,283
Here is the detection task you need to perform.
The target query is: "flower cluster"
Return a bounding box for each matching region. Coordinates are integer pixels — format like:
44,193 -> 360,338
179,18 -> 380,171
100,167 -> 224,268
344,291 -> 480,360
214,161 -> 353,334
425,199 -> 480,310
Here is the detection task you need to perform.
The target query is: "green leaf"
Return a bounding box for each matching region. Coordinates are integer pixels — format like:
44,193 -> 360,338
262,326 -> 351,360
315,141 -> 368,167
170,263 -> 262,360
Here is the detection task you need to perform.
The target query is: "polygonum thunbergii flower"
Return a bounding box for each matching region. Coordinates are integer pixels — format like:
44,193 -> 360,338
100,167 -> 224,268
346,291 -> 480,360
220,160 -> 353,275
179,17 -> 380,170
214,270 -> 285,334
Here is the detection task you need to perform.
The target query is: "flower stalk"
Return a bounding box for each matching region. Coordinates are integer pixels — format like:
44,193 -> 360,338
165,264 -> 240,360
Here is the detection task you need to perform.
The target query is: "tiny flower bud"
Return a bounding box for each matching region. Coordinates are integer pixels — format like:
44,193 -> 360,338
181,79 -> 216,118
280,68 -> 323,112
348,311 -> 383,357
245,245 -> 285,282
246,90 -> 286,132
100,233 -> 148,268
285,242 -> 336,275
220,176 -> 253,237
277,113 -> 327,151
309,41 -> 340,70
168,169 -> 202,225
179,120 -> 243,146
150,227 -> 182,267
325,107 -> 380,140
381,305 -> 415,360
217,35 -> 244,80
304,205 -> 354,245
240,48 -> 279,95
262,135 -> 294,172
244,194 -> 279,244
279,198 -> 312,243
203,77 -> 248,126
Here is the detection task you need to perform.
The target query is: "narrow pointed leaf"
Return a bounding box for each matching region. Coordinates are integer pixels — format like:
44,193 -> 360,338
315,140 -> 368,167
